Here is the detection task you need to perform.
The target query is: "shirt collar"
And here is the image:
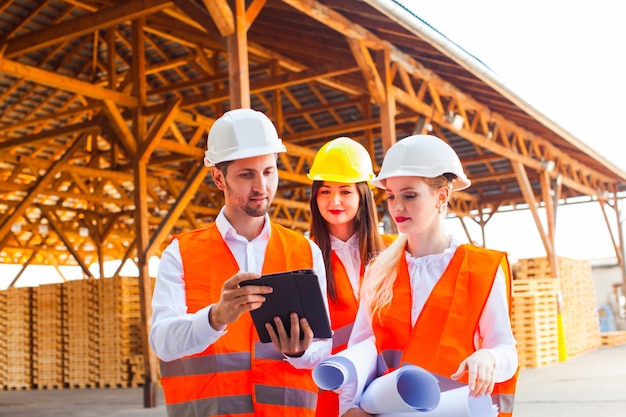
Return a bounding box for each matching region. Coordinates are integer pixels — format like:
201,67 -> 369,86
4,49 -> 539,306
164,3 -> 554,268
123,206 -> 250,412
216,207 -> 271,242
330,232 -> 359,251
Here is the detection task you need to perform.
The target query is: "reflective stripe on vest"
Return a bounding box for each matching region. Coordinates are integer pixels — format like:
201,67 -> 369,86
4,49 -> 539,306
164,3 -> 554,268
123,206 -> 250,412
161,223 -> 318,417
164,385 -> 318,417
493,392 -> 515,414
254,342 -> 285,361
331,322 -> 353,350
160,352 -> 251,377
256,385 -> 317,408
166,395 -> 254,417
376,349 -> 403,374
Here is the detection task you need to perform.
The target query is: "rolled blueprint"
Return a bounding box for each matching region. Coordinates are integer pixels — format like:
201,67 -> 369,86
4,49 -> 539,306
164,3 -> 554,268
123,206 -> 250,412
359,364 -> 441,413
374,385 -> 497,417
312,337 -> 377,398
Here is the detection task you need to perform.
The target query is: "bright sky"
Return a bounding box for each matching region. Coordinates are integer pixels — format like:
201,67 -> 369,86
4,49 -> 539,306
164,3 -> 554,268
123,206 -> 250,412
2,1 -> 625,288
404,0 -> 626,262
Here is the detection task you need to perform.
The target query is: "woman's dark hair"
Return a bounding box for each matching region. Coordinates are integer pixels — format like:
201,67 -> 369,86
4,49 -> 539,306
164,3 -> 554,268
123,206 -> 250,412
309,181 -> 385,303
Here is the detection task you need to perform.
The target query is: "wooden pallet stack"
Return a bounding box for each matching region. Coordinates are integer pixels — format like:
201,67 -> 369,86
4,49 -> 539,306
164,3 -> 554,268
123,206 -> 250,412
0,277 -> 157,391
125,277 -> 159,387
98,277 -> 147,388
98,277 -> 126,388
600,331 -> 626,346
3,287 -> 33,390
511,278 -> 560,368
513,256 -> 600,359
65,280 -> 100,388
557,257 -> 601,357
0,290 -> 6,390
33,284 -> 67,389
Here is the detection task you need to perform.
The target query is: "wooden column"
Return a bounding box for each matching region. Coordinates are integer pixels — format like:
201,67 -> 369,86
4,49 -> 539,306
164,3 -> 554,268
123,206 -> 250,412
376,49 -> 396,152
513,161 -> 557,276
131,17 -> 158,409
540,167 -> 559,278
227,0 -> 250,109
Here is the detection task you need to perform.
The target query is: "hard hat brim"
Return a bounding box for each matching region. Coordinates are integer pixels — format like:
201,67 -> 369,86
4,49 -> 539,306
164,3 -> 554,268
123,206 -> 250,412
371,169 -> 471,191
205,143 -> 286,166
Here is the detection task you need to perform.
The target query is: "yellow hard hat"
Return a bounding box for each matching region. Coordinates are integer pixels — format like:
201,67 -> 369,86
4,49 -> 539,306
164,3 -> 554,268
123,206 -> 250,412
307,137 -> 375,183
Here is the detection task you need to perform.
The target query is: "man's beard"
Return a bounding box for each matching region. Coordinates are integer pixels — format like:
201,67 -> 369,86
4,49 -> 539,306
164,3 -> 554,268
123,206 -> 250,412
243,197 -> 268,217
226,181 -> 271,217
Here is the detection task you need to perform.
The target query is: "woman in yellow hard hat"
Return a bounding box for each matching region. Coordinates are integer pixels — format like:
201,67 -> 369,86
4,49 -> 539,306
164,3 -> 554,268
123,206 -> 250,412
308,136 -> 389,417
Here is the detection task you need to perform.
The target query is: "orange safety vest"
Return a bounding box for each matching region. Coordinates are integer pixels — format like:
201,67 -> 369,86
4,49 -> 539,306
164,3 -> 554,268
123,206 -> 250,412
159,223 -> 319,417
371,244 -> 518,417
316,234 -> 397,417
316,252 -> 361,417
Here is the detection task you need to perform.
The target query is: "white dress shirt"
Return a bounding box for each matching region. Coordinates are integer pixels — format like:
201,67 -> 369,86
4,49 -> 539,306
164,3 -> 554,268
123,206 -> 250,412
330,233 -> 361,299
149,208 -> 331,369
340,236 -> 518,414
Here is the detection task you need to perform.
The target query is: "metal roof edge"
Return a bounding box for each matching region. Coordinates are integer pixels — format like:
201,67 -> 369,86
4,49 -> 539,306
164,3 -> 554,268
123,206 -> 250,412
362,0 -> 626,182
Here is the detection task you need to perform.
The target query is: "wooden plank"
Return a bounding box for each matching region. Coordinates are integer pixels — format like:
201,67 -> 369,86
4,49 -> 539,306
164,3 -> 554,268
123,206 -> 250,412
4,0 -> 174,58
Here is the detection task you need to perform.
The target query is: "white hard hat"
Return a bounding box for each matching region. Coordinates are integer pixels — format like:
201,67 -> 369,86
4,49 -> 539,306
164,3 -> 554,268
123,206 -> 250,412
204,108 -> 286,166
371,134 -> 471,191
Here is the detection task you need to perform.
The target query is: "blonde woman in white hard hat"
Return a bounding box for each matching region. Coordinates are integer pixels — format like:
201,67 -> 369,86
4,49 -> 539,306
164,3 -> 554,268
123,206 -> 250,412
150,108 -> 332,417
307,137 -> 393,417
340,135 -> 519,417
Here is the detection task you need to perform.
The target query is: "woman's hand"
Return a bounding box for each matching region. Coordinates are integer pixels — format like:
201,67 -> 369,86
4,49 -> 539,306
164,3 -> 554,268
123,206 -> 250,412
342,407 -> 371,417
451,349 -> 496,397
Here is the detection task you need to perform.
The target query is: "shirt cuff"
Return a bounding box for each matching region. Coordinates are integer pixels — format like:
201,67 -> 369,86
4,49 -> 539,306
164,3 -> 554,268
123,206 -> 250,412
193,304 -> 227,337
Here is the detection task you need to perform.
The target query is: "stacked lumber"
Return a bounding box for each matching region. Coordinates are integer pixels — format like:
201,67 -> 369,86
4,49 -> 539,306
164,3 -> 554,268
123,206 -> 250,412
513,256 -> 600,359
511,279 -> 560,368
99,277 -> 149,388
98,278 -> 128,388
0,277 -> 156,391
3,287 -> 33,390
557,257 -> 601,357
65,280 -> 100,388
0,290 -> 6,390
33,284 -> 66,389
599,330 -> 626,347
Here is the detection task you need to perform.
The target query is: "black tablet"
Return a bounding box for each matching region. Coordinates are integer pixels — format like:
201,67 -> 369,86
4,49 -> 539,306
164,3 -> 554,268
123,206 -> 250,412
240,269 -> 332,343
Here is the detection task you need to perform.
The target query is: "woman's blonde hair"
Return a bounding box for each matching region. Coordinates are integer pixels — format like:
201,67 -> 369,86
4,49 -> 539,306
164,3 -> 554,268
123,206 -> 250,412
360,174 -> 453,321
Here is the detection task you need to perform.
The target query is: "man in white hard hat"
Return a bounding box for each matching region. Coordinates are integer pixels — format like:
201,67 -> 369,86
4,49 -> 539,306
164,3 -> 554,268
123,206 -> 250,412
150,109 -> 331,417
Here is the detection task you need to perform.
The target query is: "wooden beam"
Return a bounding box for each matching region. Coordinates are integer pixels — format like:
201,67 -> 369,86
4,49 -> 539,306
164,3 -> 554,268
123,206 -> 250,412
0,120 -> 99,150
5,250 -> 39,289
172,0 -> 218,33
4,0 -> 174,58
228,0 -> 250,108
134,156 -> 158,408
40,207 -> 94,278
0,103 -> 101,134
512,161 -> 555,269
377,48 -> 396,153
540,169 -> 559,278
0,57 -> 136,107
138,96 -> 182,163
102,100 -> 137,154
245,0 -> 268,31
347,37 -> 385,104
148,162 -> 210,257
150,61 -> 358,110
0,135 -> 85,243
202,0 -> 234,36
